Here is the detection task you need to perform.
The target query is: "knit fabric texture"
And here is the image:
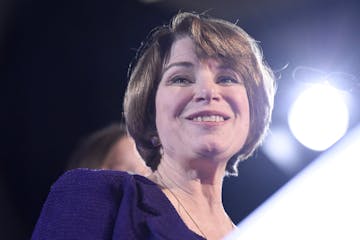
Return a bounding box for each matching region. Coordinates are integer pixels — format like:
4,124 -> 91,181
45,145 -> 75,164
31,169 -> 205,240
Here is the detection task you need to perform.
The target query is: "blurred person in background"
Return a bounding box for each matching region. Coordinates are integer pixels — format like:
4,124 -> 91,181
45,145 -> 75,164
67,122 -> 151,176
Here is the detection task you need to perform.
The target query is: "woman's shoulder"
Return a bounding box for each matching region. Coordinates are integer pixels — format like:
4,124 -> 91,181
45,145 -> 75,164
50,168 -> 156,197
45,169 -> 133,209
53,168 -> 130,188
32,169 -> 152,239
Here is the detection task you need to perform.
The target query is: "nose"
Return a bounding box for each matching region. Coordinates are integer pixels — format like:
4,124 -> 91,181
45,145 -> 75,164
194,76 -> 220,103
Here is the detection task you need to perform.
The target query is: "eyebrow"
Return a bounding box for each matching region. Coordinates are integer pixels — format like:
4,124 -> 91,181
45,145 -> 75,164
162,60 -> 236,76
163,61 -> 194,74
216,62 -> 233,70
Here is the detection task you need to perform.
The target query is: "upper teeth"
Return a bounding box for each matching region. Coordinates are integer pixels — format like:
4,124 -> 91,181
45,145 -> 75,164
192,115 -> 225,122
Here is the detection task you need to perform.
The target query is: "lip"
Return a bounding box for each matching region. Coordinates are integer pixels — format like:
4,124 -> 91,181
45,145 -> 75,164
185,110 -> 231,121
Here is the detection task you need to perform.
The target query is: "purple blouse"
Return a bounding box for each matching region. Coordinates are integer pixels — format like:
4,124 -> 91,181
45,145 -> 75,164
31,169 -> 205,240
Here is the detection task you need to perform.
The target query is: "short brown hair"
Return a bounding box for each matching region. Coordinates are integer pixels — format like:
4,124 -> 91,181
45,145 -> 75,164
124,12 -> 275,176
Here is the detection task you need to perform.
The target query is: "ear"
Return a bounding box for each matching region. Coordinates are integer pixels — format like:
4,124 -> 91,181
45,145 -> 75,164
151,136 -> 161,147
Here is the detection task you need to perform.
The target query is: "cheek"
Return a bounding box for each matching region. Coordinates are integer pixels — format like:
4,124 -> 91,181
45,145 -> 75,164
155,87 -> 192,122
155,87 -> 193,149
155,88 -> 174,141
228,89 -> 251,142
240,93 -> 251,131
242,96 -> 250,122
227,87 -> 250,116
155,88 -> 169,126
240,94 -> 251,142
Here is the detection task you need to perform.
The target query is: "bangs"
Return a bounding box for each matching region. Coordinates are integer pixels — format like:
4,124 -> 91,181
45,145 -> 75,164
179,16 -> 252,59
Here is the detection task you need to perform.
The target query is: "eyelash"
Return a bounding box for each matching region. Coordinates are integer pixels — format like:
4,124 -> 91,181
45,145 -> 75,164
216,76 -> 241,85
166,75 -> 242,86
168,76 -> 194,86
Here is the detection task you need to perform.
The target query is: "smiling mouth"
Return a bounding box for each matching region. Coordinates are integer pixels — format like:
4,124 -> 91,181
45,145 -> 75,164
191,115 -> 226,122
185,110 -> 231,123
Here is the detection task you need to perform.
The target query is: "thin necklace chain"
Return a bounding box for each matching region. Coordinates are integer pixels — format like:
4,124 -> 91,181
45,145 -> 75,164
157,171 -> 207,239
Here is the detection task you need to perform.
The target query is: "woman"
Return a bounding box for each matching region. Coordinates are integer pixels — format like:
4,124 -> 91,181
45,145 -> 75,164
67,123 -> 151,176
32,12 -> 275,240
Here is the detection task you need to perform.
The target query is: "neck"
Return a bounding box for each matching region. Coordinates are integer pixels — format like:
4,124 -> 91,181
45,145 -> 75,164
153,154 -> 226,207
150,156 -> 234,240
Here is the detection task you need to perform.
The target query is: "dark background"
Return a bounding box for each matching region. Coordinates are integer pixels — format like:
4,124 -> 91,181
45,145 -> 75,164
2,0 -> 360,239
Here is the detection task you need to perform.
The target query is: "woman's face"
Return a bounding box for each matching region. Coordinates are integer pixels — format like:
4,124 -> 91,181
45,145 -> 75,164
155,36 -> 250,165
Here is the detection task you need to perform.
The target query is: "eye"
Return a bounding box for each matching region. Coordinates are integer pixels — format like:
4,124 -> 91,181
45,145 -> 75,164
217,75 -> 241,85
168,76 -> 194,86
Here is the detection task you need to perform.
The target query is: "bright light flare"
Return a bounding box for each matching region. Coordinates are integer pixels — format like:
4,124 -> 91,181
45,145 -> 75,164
288,84 -> 349,151
262,126 -> 301,174
224,124 -> 360,240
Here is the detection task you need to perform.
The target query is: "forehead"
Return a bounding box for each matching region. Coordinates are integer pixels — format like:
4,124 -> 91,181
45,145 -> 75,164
166,36 -> 197,63
165,36 -> 229,69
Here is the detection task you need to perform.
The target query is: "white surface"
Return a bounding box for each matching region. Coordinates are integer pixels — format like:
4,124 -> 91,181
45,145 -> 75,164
225,124 -> 360,240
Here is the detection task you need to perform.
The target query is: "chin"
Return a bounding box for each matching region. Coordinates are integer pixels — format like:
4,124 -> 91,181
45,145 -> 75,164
193,142 -> 229,160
